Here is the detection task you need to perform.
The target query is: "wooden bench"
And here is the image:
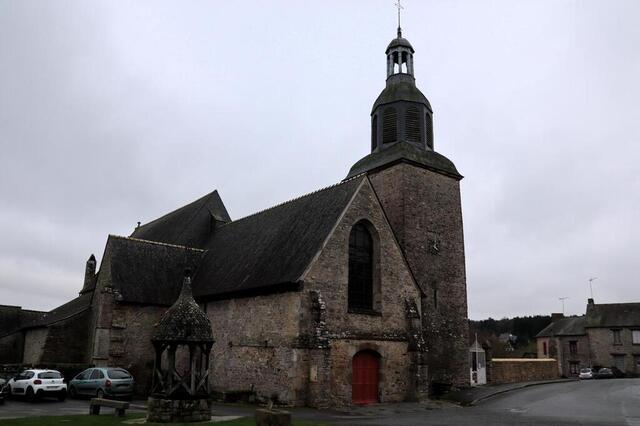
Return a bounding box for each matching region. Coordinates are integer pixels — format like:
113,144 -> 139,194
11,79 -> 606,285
89,398 -> 130,417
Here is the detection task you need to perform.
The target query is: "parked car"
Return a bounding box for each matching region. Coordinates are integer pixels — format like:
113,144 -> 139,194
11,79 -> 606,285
7,369 -> 67,401
68,367 -> 134,399
579,368 -> 594,380
0,378 -> 9,404
594,367 -> 615,379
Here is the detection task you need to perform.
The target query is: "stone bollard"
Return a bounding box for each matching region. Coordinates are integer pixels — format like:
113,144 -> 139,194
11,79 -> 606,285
255,408 -> 292,426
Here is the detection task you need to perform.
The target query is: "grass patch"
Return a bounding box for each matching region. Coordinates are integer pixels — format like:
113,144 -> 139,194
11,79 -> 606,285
0,414 -> 327,426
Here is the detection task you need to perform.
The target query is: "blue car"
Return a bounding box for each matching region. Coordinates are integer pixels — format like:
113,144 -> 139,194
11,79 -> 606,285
68,367 -> 134,399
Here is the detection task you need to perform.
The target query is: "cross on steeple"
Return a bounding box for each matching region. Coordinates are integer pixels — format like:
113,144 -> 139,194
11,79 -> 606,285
395,0 -> 404,37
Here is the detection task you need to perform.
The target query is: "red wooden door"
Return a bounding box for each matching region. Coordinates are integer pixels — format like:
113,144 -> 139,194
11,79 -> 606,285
352,351 -> 379,404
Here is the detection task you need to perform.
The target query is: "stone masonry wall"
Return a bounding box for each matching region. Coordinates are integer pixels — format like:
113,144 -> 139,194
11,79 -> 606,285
22,328 -> 48,365
301,179 -> 423,406
488,359 -> 559,384
587,327 -> 639,374
328,340 -> 413,405
555,335 -> 590,377
88,246 -> 168,395
41,310 -> 92,364
536,337 -> 550,358
108,303 -> 167,395
0,332 -> 23,364
369,163 -> 469,390
206,291 -> 305,406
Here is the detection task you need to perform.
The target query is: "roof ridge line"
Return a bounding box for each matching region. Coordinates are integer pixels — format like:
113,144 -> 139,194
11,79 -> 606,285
135,189 -> 220,230
109,234 -> 206,252
219,175 -> 365,228
25,306 -> 91,329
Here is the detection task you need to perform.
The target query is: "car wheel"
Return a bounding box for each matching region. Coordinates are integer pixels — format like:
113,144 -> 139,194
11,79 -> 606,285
25,387 -> 35,402
96,389 -> 104,399
57,390 -> 67,402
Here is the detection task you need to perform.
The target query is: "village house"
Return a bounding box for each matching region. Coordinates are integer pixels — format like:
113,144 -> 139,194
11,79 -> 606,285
536,299 -> 640,377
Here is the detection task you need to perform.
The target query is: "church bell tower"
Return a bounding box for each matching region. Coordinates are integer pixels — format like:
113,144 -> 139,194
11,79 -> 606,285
347,19 -> 470,392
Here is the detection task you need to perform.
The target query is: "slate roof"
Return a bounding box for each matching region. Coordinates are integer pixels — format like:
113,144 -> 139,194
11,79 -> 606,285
23,292 -> 94,329
536,316 -> 586,338
192,177 -> 365,298
152,274 -> 214,343
105,235 -> 206,306
386,36 -> 414,53
346,141 -> 462,180
586,303 -> 640,328
131,190 -> 230,248
372,76 -> 431,113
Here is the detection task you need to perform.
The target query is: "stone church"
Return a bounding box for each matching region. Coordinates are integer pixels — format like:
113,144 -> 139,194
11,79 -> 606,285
0,25 -> 469,407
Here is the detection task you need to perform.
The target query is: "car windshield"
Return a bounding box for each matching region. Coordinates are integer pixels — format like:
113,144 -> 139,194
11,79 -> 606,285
580,368 -> 591,373
599,368 -> 611,373
107,369 -> 131,379
38,372 -> 62,379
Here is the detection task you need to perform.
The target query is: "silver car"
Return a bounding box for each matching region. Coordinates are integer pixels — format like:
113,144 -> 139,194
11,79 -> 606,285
579,367 -> 594,379
68,367 -> 134,399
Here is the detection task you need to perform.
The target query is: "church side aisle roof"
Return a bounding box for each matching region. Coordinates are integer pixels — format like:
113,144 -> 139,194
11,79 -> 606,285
106,236 -> 206,306
21,292 -> 94,330
192,177 -> 365,299
131,190 -> 230,248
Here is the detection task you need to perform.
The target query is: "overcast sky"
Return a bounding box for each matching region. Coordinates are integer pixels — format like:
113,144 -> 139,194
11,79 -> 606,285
1,0 -> 638,319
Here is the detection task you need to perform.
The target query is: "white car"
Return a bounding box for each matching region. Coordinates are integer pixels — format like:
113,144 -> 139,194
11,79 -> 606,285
8,369 -> 67,401
579,367 -> 594,380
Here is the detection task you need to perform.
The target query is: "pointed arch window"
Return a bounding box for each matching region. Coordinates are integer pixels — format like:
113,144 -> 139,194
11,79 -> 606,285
382,107 -> 397,144
348,222 -> 374,311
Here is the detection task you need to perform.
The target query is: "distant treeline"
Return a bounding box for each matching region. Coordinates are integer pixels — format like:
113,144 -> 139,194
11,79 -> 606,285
469,315 -> 552,345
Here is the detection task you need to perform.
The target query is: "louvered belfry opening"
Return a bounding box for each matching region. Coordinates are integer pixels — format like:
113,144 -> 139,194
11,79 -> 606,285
382,107 -> 397,144
371,115 -> 378,151
426,113 -> 434,149
405,106 -> 421,144
348,222 -> 374,311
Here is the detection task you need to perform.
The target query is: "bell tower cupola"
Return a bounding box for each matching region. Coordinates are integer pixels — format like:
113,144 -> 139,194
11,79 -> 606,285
371,26 -> 433,153
346,13 -> 461,181
386,27 -> 415,78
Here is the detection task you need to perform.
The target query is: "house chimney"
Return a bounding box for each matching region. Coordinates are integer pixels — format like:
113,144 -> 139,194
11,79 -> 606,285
80,254 -> 97,294
588,298 -> 595,306
551,313 -> 564,322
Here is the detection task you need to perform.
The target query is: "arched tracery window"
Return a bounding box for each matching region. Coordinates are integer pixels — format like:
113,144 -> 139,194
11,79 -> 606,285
348,222 -> 374,310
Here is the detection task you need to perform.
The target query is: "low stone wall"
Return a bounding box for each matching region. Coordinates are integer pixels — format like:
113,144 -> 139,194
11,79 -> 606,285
147,397 -> 212,423
488,358 -> 559,384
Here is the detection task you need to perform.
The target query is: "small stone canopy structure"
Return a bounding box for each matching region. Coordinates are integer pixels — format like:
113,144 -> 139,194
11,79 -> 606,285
148,269 -> 214,423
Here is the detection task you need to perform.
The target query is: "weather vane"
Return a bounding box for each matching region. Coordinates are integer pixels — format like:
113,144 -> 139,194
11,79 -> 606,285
395,0 -> 404,36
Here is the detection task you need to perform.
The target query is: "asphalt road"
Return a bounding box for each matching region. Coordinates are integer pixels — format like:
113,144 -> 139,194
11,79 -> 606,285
0,379 -> 639,425
338,378 -> 640,425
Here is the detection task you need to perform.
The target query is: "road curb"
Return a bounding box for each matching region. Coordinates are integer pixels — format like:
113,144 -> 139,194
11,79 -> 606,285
467,379 -> 577,406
